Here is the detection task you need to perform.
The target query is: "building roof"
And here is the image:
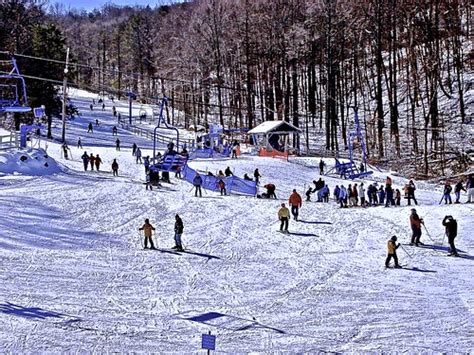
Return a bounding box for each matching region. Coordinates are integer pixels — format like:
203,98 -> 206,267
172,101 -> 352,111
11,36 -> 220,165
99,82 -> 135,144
247,120 -> 301,134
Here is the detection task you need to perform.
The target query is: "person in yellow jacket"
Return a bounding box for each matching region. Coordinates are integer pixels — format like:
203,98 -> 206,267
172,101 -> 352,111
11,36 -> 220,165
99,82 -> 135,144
385,235 -> 401,268
278,203 -> 290,233
138,218 -> 156,249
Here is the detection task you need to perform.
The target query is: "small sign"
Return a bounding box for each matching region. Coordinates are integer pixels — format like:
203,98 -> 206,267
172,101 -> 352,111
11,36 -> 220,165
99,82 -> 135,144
33,107 -> 45,118
201,333 -> 216,351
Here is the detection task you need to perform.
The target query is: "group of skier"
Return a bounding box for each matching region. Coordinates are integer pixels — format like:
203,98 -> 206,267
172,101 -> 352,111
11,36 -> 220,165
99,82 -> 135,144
138,214 -> 185,252
386,212 -> 460,268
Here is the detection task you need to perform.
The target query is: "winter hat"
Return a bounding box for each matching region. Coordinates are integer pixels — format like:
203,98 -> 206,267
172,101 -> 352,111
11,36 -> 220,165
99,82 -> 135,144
281,203 -> 285,207
411,208 -> 417,213
145,218 -> 149,223
391,236 -> 397,241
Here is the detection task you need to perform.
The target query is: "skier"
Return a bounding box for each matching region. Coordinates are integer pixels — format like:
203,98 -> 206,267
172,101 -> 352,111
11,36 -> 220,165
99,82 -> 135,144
95,118 -> 99,126
254,168 -> 261,184
81,151 -> 89,171
359,162 -> 365,173
405,179 -> 418,206
225,166 -> 233,177
173,214 -> 184,251
358,183 -> 365,206
305,186 -> 313,202
87,122 -> 93,133
321,185 -> 330,202
367,184 -> 377,205
94,154 -> 102,171
319,159 -> 325,175
442,215 -> 458,256
442,182 -> 453,204
115,138 -> 120,151
385,236 -> 401,268
112,126 -> 118,135
353,184 -> 359,206
454,179 -> 466,204
467,174 -> 474,203
138,218 -> 156,249
145,171 -> 153,191
243,173 -> 253,181
231,141 -> 239,159
136,147 -> 142,163
193,172 -> 203,197
111,159 -> 119,176
278,203 -> 290,233
218,179 -> 226,196
132,143 -> 137,156
288,189 -> 302,221
339,185 -> 348,208
395,189 -> 401,206
89,153 -> 95,171
409,208 -> 424,246
112,106 -> 117,117
89,103 -> 93,111
385,185 -> 395,207
333,185 -> 340,202
347,184 -> 354,206
101,103 -> 105,111
144,156 -> 150,174
378,186 -> 385,205
313,178 -> 324,192
263,183 -> 277,199
77,137 -> 83,149
62,143 -> 69,159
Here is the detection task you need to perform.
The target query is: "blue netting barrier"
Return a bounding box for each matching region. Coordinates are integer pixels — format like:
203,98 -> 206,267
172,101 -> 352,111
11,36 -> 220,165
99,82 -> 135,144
189,147 -> 232,160
182,165 -> 257,196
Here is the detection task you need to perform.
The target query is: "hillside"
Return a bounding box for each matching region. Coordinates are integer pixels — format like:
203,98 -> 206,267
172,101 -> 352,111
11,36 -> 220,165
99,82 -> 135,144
0,90 -> 473,352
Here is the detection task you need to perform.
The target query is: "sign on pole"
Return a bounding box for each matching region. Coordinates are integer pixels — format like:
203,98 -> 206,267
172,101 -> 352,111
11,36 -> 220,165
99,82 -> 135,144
33,106 -> 45,118
201,332 -> 216,353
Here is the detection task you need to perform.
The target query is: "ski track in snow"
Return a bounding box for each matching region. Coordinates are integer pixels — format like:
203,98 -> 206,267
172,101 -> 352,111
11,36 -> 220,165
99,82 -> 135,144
0,90 -> 473,352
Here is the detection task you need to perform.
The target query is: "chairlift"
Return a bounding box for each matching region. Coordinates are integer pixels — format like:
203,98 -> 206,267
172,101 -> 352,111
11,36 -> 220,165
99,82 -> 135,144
0,52 -> 31,114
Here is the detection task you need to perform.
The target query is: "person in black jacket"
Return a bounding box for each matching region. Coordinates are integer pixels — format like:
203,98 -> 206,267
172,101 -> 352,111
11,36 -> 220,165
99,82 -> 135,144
173,214 -> 184,251
442,216 -> 458,256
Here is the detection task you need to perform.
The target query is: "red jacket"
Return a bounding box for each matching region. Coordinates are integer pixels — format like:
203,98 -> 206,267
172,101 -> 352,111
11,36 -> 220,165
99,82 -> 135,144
289,192 -> 302,207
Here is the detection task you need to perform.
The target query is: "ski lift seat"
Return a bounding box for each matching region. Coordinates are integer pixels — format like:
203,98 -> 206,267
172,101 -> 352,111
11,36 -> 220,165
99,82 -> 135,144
152,153 -> 188,173
348,171 -> 374,180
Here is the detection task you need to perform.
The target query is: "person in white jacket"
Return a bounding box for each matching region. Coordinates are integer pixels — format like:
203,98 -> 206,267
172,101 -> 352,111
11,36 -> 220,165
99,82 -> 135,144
358,183 -> 366,207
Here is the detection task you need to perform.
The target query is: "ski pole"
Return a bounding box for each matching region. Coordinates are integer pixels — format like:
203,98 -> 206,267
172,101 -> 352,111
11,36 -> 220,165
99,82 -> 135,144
422,223 -> 436,243
399,244 -> 413,259
138,230 -> 144,249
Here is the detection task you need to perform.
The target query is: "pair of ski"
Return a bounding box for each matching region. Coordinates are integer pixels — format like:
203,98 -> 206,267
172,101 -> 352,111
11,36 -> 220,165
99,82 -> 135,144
143,246 -> 186,255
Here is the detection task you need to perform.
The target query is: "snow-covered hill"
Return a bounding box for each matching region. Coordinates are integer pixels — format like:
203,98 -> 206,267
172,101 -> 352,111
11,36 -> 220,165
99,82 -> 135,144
0,90 -> 472,352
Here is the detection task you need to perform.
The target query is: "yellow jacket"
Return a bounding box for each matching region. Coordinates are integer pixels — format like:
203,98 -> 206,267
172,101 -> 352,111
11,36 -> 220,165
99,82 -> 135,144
387,240 -> 398,254
140,223 -> 155,237
278,207 -> 290,219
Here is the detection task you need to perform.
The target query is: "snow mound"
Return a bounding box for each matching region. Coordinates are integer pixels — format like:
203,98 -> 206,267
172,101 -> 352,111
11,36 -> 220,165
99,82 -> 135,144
0,148 -> 62,176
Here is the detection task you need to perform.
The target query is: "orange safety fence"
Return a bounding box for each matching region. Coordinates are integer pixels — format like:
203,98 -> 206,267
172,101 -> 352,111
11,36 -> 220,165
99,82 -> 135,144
258,147 -> 288,159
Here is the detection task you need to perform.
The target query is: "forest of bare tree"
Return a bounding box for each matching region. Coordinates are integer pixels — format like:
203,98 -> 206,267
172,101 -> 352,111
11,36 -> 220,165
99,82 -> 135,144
2,0 -> 473,178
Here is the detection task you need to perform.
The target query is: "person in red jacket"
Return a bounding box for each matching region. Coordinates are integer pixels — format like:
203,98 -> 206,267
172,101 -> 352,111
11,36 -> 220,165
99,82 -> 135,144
409,208 -> 424,246
288,189 -> 302,221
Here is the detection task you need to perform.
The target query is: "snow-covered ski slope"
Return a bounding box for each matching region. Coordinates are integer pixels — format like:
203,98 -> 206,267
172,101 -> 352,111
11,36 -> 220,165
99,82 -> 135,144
0,90 -> 472,353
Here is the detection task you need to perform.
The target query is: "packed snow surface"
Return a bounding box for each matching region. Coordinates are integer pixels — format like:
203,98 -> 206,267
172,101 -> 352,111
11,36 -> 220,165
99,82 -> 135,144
0,90 -> 472,352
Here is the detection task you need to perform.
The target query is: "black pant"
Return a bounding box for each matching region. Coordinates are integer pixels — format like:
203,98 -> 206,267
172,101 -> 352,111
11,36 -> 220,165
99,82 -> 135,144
280,217 -> 289,231
407,193 -> 417,205
448,236 -> 457,254
411,227 -> 422,244
385,253 -> 399,267
220,188 -> 226,195
291,206 -> 299,220
195,185 -> 202,197
144,236 -> 155,249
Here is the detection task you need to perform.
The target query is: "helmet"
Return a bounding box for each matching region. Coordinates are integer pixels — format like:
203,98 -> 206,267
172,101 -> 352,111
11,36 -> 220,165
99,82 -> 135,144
391,236 -> 397,241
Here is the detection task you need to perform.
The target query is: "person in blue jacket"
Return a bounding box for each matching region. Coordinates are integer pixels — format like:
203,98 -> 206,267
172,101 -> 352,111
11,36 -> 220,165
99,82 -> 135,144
193,173 -> 203,197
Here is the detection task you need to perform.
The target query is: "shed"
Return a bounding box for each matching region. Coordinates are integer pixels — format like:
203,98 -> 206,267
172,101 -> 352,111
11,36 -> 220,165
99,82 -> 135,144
248,120 -> 301,154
